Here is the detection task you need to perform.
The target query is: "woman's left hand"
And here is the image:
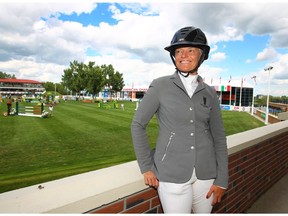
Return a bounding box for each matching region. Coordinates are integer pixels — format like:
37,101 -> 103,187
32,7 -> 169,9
206,185 -> 226,206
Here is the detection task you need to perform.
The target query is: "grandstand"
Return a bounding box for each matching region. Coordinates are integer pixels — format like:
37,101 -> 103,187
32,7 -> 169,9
0,78 -> 45,96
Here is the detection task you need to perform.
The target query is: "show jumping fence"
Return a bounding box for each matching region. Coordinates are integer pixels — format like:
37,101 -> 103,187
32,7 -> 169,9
16,101 -> 44,117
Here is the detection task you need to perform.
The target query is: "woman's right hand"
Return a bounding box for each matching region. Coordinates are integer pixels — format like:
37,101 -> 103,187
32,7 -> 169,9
143,171 -> 159,188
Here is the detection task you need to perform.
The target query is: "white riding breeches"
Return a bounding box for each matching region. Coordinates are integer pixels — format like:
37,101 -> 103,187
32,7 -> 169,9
158,169 -> 214,213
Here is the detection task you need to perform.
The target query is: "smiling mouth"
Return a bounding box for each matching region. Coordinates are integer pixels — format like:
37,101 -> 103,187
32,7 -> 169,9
180,60 -> 190,64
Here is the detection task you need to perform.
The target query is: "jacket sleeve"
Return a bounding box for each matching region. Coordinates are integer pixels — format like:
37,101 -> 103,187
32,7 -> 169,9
131,80 -> 160,174
209,88 -> 229,189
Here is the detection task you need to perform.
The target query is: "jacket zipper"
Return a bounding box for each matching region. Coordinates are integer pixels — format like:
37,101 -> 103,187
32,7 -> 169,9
161,132 -> 175,161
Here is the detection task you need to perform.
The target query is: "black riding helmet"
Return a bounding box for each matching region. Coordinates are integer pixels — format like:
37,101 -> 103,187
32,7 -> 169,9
165,26 -> 210,76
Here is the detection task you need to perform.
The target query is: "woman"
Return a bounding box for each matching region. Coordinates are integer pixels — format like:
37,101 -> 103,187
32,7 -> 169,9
131,26 -> 228,213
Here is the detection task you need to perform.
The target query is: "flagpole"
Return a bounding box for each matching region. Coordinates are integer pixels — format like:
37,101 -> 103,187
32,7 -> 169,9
235,87 -> 237,106
251,76 -> 256,115
220,76 -> 222,105
239,77 -> 243,111
229,88 -> 232,105
228,76 -> 232,105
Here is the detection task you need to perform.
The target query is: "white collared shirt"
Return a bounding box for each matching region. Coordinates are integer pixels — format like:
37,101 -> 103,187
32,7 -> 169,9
179,73 -> 198,98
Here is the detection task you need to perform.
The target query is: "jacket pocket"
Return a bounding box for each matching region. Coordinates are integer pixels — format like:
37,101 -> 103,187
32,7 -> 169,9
161,132 -> 175,162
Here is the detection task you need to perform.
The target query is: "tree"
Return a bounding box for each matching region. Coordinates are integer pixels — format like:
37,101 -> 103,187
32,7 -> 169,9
101,64 -> 125,93
85,62 -> 104,99
0,71 -> 16,79
56,83 -> 69,95
62,60 -> 87,96
112,71 -> 125,92
255,96 -> 267,107
61,61 -> 125,99
280,96 -> 288,104
43,82 -> 69,95
43,82 -> 55,91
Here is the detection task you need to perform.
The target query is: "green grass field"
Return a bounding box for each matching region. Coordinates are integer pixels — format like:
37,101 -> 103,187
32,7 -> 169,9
0,99 -> 264,193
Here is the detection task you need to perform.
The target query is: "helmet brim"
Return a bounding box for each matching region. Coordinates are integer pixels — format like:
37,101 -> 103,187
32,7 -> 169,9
165,42 -> 210,60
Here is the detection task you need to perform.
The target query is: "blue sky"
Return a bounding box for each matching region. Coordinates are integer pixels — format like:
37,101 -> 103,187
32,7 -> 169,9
0,1 -> 288,96
208,34 -> 271,78
59,3 -> 118,26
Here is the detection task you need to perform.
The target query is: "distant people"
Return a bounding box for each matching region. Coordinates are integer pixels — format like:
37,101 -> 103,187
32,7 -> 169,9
49,104 -> 54,117
121,103 -> 125,111
6,97 -> 12,116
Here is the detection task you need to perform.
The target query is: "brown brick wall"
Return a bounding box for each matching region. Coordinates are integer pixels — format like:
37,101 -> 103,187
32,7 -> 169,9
87,131 -> 288,214
213,131 -> 288,213
89,188 -> 163,214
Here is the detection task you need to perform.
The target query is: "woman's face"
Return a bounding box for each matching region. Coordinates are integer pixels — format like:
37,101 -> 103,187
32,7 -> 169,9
174,47 -> 201,73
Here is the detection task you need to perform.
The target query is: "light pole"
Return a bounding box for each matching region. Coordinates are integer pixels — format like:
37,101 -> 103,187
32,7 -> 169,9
264,66 -> 273,125
104,74 -> 109,103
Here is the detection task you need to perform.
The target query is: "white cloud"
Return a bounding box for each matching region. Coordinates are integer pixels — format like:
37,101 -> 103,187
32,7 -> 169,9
247,53 -> 288,96
210,52 -> 226,62
256,48 -> 278,61
86,54 -> 172,88
0,59 -> 65,82
0,2 -> 288,96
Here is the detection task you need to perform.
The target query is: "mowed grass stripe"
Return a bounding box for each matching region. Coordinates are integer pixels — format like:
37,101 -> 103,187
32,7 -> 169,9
222,110 -> 264,136
57,102 -> 134,129
53,103 -> 133,142
0,101 -> 136,178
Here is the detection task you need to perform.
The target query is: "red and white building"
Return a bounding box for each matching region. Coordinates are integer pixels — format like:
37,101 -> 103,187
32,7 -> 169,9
0,78 -> 45,96
120,86 -> 148,101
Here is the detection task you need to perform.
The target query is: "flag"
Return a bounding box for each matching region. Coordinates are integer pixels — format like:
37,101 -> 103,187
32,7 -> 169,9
227,85 -> 231,91
251,76 -> 257,85
228,76 -> 232,83
221,85 -> 231,92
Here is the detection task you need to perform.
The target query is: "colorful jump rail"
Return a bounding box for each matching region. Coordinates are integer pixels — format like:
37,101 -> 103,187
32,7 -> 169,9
16,102 -> 44,117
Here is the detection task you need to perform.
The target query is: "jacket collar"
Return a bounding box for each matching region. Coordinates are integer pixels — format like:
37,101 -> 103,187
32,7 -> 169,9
170,71 -> 206,95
